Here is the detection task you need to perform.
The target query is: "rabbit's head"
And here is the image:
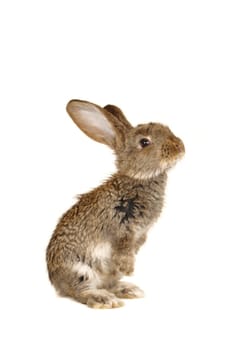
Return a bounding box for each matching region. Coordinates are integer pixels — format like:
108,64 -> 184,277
67,100 -> 185,180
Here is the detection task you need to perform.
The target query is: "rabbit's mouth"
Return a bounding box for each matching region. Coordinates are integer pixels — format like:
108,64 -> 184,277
160,151 -> 185,172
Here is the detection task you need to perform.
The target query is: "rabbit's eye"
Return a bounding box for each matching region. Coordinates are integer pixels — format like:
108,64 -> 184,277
139,138 -> 151,148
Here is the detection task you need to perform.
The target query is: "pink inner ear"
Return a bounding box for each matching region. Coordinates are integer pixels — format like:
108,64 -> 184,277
67,101 -> 116,148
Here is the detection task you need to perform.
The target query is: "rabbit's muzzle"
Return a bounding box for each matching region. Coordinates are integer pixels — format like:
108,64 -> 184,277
161,137 -> 185,162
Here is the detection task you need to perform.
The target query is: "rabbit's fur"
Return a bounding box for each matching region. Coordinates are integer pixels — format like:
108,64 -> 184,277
46,100 -> 185,308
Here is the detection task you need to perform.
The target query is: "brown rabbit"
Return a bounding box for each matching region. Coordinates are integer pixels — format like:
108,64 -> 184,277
46,99 -> 185,308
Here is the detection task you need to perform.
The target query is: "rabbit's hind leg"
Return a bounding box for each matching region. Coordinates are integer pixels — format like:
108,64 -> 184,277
81,288 -> 124,309
50,265 -> 124,309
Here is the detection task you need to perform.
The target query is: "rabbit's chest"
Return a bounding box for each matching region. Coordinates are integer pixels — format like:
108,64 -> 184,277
113,195 -> 144,224
113,193 -> 162,227
112,192 -> 162,252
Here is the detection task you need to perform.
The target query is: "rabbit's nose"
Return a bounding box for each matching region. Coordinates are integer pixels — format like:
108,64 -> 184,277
173,137 -> 185,154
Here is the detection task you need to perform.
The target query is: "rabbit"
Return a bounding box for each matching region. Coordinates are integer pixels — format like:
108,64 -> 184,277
46,99 -> 185,309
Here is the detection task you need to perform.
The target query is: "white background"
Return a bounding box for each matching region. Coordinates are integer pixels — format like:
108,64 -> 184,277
0,0 -> 233,349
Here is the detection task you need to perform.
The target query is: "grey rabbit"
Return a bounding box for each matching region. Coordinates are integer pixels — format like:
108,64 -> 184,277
46,99 -> 185,308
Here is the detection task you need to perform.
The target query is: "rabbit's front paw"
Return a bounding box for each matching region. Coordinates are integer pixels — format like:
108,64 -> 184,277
110,281 -> 144,299
118,255 -> 135,275
119,263 -> 134,276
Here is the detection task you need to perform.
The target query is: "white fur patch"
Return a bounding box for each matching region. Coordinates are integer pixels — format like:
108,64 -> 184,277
72,261 -> 94,277
129,158 -> 181,180
91,242 -> 112,273
131,169 -> 162,180
92,242 -> 112,261
71,243 -> 112,288
72,262 -> 101,288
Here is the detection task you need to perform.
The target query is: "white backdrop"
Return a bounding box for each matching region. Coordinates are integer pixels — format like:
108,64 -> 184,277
1,1 -> 232,349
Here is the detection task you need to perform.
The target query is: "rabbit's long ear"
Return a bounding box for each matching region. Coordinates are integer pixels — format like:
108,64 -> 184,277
104,104 -> 132,130
66,100 -> 121,148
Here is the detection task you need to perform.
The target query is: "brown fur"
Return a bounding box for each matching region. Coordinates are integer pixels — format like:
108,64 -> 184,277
46,99 -> 185,308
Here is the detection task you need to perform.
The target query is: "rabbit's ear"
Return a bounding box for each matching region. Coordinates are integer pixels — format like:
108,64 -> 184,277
104,105 -> 132,130
66,100 -> 118,148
